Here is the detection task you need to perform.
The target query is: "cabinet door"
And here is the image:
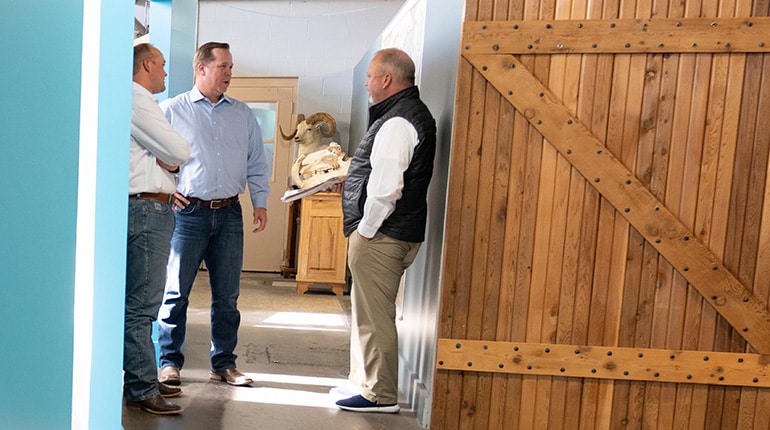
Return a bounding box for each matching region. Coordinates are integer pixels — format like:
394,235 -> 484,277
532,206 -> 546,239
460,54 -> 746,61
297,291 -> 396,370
296,193 -> 347,285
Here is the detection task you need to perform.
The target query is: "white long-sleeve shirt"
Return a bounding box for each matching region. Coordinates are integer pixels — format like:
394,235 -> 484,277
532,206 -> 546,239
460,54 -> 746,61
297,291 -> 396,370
357,117 -> 419,238
129,82 -> 190,194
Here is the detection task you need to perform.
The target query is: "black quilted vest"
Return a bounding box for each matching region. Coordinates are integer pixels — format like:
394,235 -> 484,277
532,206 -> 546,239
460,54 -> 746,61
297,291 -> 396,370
342,86 -> 436,242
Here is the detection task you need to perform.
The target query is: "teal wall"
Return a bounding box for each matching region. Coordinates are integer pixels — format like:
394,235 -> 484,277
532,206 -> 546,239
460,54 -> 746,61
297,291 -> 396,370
151,0 -> 198,99
0,1 -> 132,428
88,2 -> 134,427
0,3 -> 82,427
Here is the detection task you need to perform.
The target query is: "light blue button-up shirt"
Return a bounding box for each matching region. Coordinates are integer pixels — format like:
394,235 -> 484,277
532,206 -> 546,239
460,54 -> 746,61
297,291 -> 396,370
160,86 -> 270,209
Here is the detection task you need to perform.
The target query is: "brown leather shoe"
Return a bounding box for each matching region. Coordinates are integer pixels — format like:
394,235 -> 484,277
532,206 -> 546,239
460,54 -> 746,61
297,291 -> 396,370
126,394 -> 183,415
210,368 -> 253,386
159,366 -> 181,386
158,382 -> 182,398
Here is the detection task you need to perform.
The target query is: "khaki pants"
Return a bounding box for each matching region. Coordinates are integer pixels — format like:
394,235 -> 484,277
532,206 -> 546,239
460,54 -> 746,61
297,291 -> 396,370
347,231 -> 421,404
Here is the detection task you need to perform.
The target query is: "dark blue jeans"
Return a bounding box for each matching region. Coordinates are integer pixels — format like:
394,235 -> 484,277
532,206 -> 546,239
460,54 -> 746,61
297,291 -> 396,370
158,201 -> 244,372
124,199 -> 175,402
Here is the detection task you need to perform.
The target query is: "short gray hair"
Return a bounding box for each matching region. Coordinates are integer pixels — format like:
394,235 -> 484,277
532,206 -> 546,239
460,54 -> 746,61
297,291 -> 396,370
133,43 -> 157,76
375,48 -> 415,86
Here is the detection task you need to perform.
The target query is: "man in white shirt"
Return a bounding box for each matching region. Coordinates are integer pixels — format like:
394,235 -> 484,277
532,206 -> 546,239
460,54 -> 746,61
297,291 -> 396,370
336,48 -> 436,413
124,43 -> 190,415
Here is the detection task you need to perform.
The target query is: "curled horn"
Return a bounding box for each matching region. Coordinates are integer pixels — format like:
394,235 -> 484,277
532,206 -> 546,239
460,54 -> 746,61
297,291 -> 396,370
304,112 -> 336,138
280,114 -> 306,141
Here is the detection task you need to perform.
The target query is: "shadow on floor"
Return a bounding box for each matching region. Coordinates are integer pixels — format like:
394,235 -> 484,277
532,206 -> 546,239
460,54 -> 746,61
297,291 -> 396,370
122,271 -> 423,430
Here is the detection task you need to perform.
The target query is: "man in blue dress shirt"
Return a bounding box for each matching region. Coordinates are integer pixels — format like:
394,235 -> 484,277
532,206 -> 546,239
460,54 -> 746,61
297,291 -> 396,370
157,41 -> 270,387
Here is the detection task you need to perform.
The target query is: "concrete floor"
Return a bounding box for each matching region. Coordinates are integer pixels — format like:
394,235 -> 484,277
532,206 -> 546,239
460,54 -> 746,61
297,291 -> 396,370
122,272 -> 423,430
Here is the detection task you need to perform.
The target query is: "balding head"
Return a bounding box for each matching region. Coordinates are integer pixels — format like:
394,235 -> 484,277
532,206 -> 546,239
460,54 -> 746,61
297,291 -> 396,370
133,43 -> 167,94
133,43 -> 159,76
365,48 -> 416,104
373,48 -> 415,86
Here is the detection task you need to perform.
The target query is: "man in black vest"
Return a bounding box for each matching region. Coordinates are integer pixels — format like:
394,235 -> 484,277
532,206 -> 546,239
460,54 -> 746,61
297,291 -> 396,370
335,48 -> 436,413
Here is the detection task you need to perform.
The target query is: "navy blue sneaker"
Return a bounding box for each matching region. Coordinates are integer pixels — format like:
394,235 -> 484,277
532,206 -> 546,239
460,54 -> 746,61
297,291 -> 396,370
335,394 -> 400,413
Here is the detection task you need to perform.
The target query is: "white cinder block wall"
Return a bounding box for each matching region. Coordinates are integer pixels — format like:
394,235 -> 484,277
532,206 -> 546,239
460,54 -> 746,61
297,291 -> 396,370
197,0 -> 406,150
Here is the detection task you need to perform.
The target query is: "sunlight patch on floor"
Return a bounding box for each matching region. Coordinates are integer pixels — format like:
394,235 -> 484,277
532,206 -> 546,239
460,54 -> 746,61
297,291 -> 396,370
231,373 -> 348,409
252,311 -> 348,332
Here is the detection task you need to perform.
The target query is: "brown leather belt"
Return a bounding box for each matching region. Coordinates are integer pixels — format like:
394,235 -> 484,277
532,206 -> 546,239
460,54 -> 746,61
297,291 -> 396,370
186,195 -> 239,209
129,192 -> 174,204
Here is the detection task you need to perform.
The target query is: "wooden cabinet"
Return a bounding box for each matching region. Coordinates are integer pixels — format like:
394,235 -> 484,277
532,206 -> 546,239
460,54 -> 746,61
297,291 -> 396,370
295,192 -> 348,296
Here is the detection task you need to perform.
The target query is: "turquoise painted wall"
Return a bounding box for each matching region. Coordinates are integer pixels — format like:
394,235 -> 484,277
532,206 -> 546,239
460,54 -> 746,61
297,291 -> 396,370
0,2 -> 82,427
151,0 -> 198,99
0,1 -> 132,428
89,2 -> 134,428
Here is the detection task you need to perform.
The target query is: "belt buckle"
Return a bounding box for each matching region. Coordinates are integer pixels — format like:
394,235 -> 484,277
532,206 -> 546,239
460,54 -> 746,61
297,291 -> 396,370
167,194 -> 175,205
209,199 -> 225,209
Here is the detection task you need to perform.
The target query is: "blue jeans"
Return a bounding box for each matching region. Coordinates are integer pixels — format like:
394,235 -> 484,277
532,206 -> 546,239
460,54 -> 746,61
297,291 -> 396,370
158,201 -> 244,372
124,199 -> 175,402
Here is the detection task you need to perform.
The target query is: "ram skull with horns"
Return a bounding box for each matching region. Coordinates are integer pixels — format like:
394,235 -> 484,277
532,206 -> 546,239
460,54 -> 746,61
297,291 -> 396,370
280,112 -> 338,156
280,112 -> 350,189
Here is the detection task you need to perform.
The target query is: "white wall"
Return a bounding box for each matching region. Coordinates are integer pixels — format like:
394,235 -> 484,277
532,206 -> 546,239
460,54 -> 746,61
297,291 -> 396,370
197,0 -> 405,149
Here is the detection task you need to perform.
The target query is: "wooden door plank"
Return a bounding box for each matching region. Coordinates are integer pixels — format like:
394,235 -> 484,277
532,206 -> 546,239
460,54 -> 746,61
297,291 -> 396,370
589,200 -> 621,429
510,120 -> 544,430
541,53 -> 574,430
436,339 -> 770,388
544,154 -> 572,430
433,54 -> 477,430
694,54 -> 743,430
709,54 -> 743,267
517,52 -> 552,430
495,99 -> 535,430
643,382 -> 663,430
753,388 -> 770,428
559,159 -> 584,426
685,59 -> 731,428
450,67 -> 488,430
462,18 -> 770,54
666,55 -> 724,424
724,54 -> 761,280
662,50 -> 712,428
479,100 -> 515,430
524,140 -> 556,428
638,50 -> 676,430
576,34 -> 614,430
757,147 -> 770,303
488,93 -> 522,430
738,388 -> 759,430
460,82 -> 501,430
722,386 -> 742,430
745,57 -> 770,300
734,50 -> 770,430
549,0 -> 586,415
457,11 -> 496,428
673,383 -> 696,428
736,62 -> 769,295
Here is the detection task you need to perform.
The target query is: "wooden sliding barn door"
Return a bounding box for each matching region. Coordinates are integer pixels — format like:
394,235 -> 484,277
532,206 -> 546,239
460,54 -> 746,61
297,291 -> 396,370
432,0 -> 770,429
